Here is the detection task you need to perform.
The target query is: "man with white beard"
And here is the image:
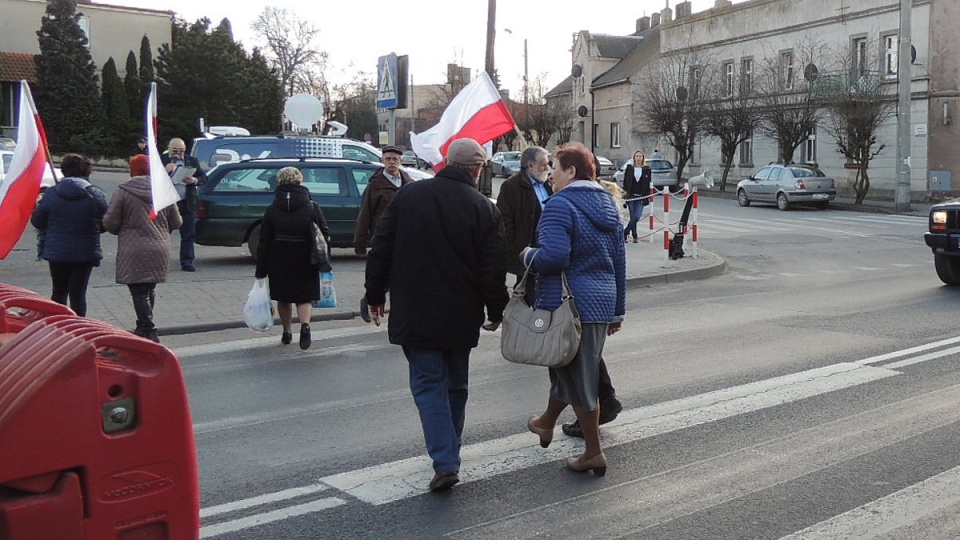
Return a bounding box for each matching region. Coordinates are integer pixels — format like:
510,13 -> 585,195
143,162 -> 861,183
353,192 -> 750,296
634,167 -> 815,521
496,145 -> 552,296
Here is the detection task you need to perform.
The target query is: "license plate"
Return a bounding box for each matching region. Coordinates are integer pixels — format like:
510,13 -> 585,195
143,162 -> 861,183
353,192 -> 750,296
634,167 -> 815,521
813,193 -> 828,200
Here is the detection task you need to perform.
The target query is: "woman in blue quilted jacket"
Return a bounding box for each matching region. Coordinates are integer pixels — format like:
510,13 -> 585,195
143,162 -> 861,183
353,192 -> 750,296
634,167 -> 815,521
31,154 -> 107,317
522,141 -> 626,476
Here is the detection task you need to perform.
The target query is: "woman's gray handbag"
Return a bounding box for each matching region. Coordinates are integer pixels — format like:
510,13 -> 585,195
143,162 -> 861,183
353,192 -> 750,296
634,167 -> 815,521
500,261 -> 582,368
308,222 -> 328,265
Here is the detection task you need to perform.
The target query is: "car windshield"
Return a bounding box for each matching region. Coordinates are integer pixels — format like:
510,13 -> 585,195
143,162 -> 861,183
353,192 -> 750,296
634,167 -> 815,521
504,153 -> 520,161
649,160 -> 672,171
788,166 -> 824,178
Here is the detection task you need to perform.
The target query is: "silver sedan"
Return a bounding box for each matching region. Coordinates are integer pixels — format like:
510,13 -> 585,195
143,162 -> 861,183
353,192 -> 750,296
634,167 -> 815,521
737,164 -> 836,211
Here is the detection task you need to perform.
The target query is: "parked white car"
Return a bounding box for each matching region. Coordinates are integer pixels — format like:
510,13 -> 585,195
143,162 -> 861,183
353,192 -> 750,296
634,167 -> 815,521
613,158 -> 678,189
0,149 -> 59,190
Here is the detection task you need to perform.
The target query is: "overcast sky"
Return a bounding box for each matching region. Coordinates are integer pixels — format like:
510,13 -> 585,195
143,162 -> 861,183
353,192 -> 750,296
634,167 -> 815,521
101,0 -> 742,97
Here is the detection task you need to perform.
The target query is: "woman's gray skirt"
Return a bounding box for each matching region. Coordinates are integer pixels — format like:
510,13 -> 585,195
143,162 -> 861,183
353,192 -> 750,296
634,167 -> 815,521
549,323 -> 608,410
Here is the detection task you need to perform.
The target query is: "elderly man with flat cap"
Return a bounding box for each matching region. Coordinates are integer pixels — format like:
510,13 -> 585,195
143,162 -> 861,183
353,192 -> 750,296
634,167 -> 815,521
354,144 -> 413,321
364,138 -> 508,493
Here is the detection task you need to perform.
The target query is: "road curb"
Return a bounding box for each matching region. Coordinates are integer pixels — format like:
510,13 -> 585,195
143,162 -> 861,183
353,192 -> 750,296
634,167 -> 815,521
157,252 -> 728,337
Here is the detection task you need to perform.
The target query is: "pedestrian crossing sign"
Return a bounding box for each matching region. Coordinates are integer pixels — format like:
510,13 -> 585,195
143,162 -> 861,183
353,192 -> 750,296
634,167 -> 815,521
377,54 -> 398,109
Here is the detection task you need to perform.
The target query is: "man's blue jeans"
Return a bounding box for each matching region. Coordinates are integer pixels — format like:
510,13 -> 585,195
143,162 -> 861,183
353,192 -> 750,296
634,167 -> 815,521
402,346 -> 470,474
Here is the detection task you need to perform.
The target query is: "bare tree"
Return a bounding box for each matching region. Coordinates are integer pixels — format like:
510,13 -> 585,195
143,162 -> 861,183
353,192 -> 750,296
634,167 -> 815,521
819,42 -> 895,204
754,37 -> 825,163
635,52 -> 713,183
252,7 -> 326,97
525,77 -> 575,148
701,83 -> 760,191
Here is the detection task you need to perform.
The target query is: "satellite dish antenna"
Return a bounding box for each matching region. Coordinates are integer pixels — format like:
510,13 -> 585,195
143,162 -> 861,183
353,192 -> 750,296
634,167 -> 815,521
571,64 -> 583,78
676,86 -> 688,102
326,121 -> 348,137
804,63 -> 819,81
577,105 -> 589,117
911,45 -> 917,64
284,93 -> 324,132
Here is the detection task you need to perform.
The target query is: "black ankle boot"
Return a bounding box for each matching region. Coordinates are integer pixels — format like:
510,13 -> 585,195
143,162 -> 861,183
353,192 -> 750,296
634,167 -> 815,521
299,323 -> 311,350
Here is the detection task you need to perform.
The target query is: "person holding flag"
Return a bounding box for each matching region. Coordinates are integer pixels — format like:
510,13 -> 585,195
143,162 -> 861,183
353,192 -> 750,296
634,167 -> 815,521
103,154 -> 181,342
30,153 -> 107,317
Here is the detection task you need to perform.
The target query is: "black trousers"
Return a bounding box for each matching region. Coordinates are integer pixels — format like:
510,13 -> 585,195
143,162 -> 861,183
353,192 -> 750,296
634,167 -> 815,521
127,283 -> 157,329
48,261 -> 94,317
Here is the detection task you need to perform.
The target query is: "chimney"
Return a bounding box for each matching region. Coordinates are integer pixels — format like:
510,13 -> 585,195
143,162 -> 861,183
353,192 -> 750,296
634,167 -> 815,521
660,6 -> 672,23
676,1 -> 692,18
652,12 -> 661,26
636,16 -> 650,32
715,0 -> 732,6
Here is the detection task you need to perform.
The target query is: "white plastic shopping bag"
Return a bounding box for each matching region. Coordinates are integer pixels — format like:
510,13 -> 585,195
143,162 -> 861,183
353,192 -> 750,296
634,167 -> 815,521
313,271 -> 337,308
244,278 -> 274,332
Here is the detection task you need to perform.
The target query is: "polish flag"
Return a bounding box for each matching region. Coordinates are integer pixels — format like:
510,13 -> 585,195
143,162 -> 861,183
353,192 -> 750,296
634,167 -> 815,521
145,82 -> 179,218
410,71 -> 516,170
0,81 -> 48,259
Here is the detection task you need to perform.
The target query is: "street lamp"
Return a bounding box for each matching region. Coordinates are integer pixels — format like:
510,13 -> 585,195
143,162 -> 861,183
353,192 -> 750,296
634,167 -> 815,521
503,28 -> 529,107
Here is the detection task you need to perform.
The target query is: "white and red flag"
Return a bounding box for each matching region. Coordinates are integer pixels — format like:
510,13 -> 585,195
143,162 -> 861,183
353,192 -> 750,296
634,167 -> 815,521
145,82 -> 179,218
410,71 -> 516,170
0,81 -> 48,259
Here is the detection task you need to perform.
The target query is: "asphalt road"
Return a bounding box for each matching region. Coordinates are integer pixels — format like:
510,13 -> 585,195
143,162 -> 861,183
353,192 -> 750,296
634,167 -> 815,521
153,197 -> 960,539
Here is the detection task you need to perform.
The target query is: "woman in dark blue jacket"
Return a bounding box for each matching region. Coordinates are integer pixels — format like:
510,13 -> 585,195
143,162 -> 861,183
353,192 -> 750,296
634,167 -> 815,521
523,142 -> 626,476
31,154 -> 107,316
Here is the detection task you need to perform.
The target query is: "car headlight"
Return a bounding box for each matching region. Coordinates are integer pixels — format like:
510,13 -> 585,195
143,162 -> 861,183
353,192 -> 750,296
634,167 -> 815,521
932,210 -> 948,225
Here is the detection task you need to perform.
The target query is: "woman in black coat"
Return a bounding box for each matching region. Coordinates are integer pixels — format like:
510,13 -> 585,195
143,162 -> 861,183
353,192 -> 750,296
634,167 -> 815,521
622,150 -> 652,243
255,167 -> 330,349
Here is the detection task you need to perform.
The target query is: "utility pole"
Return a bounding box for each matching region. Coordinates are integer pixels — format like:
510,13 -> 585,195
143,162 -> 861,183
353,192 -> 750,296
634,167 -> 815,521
895,0 -> 912,211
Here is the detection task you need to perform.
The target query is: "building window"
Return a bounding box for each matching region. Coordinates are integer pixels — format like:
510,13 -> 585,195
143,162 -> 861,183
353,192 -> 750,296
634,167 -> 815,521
780,51 -> 795,91
592,123 -> 599,146
852,36 -> 868,78
76,14 -> 90,48
0,82 -> 18,128
689,66 -> 702,101
883,33 -> 899,77
740,57 -> 753,96
723,60 -> 735,97
610,122 -> 621,148
801,126 -> 817,164
739,131 -> 753,165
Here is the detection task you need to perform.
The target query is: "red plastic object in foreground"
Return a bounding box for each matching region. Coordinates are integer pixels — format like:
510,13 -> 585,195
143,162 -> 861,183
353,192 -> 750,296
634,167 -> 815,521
0,315 -> 200,539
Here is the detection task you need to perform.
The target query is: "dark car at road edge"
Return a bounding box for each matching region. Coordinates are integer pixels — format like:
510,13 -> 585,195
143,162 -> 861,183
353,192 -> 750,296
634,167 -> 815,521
924,200 -> 960,284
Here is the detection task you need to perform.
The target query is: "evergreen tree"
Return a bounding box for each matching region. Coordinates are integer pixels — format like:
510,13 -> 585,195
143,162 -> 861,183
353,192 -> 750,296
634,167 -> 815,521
101,57 -> 132,155
124,50 -> 143,128
139,35 -> 154,83
156,17 -> 284,140
34,0 -> 105,154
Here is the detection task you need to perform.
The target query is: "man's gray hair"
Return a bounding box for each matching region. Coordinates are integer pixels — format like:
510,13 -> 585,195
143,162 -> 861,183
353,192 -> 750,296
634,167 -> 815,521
521,146 -> 548,170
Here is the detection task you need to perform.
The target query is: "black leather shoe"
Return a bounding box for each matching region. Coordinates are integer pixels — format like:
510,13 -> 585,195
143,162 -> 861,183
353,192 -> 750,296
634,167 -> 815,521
561,420 -> 583,438
181,265 -> 196,272
359,296 -> 371,323
429,472 -> 459,492
299,324 -> 311,350
599,395 -> 623,425
281,332 -> 293,345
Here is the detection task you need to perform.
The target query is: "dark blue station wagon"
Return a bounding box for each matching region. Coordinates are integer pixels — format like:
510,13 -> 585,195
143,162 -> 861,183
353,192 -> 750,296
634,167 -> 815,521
195,158 -> 382,256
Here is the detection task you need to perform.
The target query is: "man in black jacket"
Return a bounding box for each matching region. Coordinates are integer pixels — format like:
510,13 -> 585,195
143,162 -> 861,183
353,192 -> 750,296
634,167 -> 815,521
365,138 -> 508,493
496,145 -> 552,284
161,137 -> 206,272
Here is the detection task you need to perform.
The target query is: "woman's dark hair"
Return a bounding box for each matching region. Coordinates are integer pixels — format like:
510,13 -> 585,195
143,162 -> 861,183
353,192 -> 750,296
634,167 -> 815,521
553,142 -> 595,180
60,153 -> 93,178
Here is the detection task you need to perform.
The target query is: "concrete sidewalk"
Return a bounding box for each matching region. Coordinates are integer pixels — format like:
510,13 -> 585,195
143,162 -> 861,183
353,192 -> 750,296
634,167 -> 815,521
0,235 -> 725,337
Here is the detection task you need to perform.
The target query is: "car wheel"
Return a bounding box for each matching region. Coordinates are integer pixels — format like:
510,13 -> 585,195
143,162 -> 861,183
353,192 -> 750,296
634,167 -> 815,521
247,224 -> 261,258
777,192 -> 790,211
934,254 -> 960,285
737,189 -> 750,207
815,201 -> 829,210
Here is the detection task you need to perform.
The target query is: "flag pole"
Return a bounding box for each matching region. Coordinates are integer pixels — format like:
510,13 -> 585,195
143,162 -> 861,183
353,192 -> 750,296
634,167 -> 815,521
513,125 -> 528,151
